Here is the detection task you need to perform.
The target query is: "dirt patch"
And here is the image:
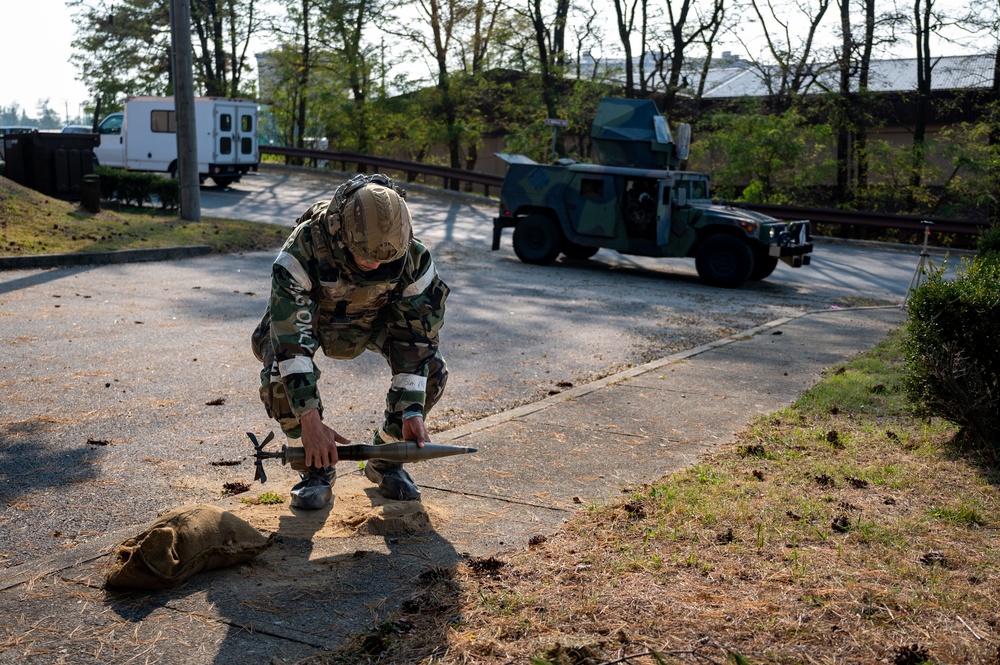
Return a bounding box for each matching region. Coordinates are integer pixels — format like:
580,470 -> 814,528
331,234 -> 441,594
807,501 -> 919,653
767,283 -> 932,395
232,492 -> 451,540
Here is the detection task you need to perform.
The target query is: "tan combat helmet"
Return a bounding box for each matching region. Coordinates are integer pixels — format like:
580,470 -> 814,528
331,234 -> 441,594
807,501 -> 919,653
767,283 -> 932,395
334,174 -> 412,264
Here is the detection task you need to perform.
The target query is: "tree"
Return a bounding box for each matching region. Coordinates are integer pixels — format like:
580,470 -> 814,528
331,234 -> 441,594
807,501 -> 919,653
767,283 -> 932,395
830,0 -> 901,203
263,0 -> 322,152
385,0 -> 466,181
735,0 -> 835,111
694,108 -> 834,203
909,0 -> 938,193
69,0 -> 261,114
612,0 -> 641,97
955,0 -> 1000,222
384,0 -> 515,180
528,0 -> 571,116
456,0 -> 506,173
652,0 -> 726,112
313,0 -> 380,154
35,100 -> 63,129
190,0 -> 261,97
0,105 -> 34,127
69,0 -> 173,112
569,0 -> 605,80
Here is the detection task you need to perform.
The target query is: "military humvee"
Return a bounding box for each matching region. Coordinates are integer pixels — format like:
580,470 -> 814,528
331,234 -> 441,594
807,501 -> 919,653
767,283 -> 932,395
491,98 -> 813,288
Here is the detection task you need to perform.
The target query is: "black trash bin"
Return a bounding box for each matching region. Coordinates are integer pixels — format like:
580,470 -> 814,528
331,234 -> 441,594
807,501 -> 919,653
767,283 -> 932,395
2,132 -> 98,201
81,174 -> 101,213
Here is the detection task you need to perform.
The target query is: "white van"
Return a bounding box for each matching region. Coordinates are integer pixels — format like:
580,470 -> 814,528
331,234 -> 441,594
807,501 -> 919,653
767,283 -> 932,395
93,96 -> 259,187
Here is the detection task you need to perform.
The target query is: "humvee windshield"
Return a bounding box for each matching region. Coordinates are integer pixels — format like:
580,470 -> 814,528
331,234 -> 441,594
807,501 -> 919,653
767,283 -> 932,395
676,177 -> 710,201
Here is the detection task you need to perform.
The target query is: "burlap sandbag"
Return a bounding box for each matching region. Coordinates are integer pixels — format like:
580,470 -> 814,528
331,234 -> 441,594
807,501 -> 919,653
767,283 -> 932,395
105,504 -> 270,590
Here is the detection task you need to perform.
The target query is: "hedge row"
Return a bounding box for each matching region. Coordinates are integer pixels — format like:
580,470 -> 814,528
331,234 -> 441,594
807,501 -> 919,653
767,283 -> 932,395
94,166 -> 179,210
904,228 -> 1000,456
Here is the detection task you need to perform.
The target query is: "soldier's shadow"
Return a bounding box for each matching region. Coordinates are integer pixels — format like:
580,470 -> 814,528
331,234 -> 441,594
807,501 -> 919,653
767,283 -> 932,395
211,483 -> 464,663
100,480 -> 462,664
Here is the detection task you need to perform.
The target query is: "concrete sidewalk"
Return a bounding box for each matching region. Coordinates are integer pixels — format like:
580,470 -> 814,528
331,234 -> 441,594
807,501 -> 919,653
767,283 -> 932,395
0,306 -> 906,665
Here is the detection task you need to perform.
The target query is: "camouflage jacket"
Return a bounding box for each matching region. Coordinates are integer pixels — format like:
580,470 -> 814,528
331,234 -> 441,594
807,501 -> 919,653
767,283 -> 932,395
265,200 -> 449,420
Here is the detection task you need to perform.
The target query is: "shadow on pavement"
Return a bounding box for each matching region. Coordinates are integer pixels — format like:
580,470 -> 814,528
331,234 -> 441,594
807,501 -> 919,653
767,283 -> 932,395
0,264 -> 96,295
97,486 -> 463,664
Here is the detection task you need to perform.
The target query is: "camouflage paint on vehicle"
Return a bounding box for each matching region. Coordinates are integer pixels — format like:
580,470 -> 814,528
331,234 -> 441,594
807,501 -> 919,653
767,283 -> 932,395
493,97 -> 813,288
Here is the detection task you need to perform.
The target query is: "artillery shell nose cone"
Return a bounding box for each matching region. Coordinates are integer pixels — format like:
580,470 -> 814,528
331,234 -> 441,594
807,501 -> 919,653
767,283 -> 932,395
326,441 -> 479,463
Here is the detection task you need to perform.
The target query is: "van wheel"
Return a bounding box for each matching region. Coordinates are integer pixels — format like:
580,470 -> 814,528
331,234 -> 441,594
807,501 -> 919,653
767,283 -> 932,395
749,253 -> 779,280
168,162 -> 178,180
562,241 -> 599,260
695,234 -> 754,288
212,176 -> 238,188
513,215 -> 562,265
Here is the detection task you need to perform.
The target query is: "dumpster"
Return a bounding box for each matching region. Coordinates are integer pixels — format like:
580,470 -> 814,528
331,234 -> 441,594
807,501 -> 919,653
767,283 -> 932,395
2,132 -> 99,201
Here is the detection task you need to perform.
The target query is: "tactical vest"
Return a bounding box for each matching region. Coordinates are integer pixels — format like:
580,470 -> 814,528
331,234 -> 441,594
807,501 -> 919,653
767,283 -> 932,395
307,206 -> 408,359
252,200 -> 413,364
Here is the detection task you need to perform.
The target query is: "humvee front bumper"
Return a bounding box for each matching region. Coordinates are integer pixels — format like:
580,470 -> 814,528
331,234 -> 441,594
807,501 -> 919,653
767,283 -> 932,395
769,220 -> 813,267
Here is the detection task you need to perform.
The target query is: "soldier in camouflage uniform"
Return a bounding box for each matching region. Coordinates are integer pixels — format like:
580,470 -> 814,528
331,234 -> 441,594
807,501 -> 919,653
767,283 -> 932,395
251,173 -> 449,508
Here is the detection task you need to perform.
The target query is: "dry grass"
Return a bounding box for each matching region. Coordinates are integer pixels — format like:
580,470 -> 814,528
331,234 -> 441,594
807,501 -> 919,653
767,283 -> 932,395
0,175 -> 288,256
305,332 -> 1000,665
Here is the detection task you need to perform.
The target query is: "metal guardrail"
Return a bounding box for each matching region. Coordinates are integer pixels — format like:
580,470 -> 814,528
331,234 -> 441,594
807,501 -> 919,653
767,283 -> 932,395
261,145 -> 988,238
731,203 -> 987,237
261,145 -> 504,197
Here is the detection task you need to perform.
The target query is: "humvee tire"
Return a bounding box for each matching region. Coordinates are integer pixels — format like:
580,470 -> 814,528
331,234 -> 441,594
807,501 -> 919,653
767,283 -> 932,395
513,215 -> 562,265
562,241 -> 599,260
749,252 -> 779,280
695,234 -> 754,288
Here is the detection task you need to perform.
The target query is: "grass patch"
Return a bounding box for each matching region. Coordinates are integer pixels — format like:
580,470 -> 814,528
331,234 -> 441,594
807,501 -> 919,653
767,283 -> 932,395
308,331 -> 1000,665
0,175 -> 289,256
241,491 -> 284,506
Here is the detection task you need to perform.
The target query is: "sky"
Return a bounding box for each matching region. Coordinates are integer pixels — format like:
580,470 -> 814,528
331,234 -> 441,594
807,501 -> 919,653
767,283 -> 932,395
2,0 -> 992,125
1,0 -> 94,123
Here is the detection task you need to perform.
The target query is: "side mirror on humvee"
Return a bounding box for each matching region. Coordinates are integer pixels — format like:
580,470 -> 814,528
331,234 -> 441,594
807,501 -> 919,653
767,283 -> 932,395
674,187 -> 688,207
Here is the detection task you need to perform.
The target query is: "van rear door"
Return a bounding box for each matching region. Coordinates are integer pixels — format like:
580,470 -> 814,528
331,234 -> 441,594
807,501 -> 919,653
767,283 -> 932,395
213,102 -> 258,167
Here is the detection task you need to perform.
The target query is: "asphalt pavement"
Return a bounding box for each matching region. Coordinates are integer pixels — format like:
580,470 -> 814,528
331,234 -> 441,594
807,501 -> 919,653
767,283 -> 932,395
0,293 -> 906,664
0,168 -> 919,662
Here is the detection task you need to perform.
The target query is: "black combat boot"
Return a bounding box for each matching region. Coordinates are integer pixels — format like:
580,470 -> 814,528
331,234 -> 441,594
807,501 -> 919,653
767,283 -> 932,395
290,466 -> 336,510
364,460 -> 421,501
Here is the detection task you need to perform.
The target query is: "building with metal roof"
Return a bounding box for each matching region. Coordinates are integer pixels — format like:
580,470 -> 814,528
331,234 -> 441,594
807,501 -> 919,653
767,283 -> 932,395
697,54 -> 996,99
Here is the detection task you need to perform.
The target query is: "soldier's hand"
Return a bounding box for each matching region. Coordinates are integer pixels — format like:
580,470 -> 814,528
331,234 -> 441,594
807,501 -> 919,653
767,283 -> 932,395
299,409 -> 350,468
402,414 -> 428,448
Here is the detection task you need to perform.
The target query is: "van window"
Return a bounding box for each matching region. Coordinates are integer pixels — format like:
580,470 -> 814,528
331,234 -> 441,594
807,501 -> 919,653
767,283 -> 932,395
220,137 -> 232,155
241,137 -> 253,154
241,114 -> 253,132
98,114 -> 123,135
220,114 -> 232,132
150,110 -> 177,133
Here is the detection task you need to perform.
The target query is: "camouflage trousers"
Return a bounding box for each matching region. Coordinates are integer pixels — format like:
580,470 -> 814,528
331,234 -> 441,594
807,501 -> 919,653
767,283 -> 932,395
253,327 -> 448,443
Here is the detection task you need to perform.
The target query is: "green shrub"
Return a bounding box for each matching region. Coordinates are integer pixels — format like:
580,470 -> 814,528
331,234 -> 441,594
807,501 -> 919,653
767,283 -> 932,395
904,259 -> 1000,455
92,166 -> 169,208
94,165 -> 120,200
118,171 -> 152,207
151,178 -> 179,210
977,224 -> 1000,260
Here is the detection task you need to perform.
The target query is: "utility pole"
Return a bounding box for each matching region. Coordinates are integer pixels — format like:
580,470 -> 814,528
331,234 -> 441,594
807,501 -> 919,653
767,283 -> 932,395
169,0 -> 201,221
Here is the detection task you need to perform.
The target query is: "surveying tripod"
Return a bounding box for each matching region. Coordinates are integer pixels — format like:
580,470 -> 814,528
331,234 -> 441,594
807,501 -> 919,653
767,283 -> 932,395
904,220 -> 934,305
